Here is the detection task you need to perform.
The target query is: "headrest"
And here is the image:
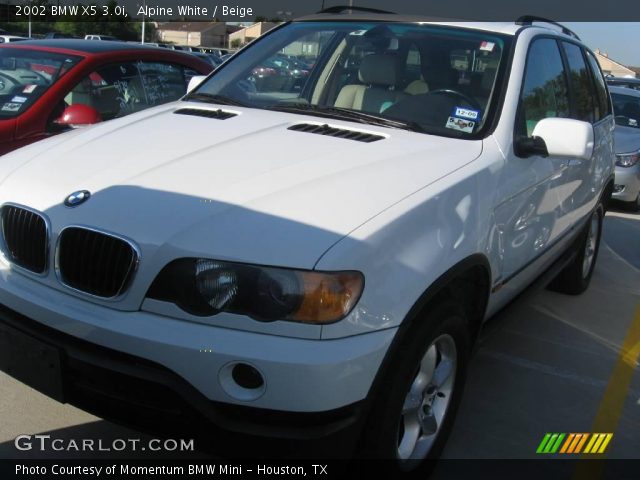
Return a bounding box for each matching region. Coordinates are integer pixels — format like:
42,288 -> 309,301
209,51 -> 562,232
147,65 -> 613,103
481,67 -> 497,91
358,54 -> 398,86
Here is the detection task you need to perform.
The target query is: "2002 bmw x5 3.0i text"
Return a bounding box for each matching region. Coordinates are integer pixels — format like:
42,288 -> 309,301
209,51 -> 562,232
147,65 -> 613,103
0,11 -> 614,470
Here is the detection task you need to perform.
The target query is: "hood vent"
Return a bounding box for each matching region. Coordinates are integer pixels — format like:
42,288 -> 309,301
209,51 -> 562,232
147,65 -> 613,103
288,123 -> 384,143
174,108 -> 237,120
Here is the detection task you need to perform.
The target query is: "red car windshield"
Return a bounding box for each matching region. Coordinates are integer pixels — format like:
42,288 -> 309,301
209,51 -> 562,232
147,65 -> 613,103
0,48 -> 82,118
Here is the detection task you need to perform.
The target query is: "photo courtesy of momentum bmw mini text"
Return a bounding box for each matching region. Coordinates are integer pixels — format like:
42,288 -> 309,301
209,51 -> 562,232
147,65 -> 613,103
0,0 -> 639,478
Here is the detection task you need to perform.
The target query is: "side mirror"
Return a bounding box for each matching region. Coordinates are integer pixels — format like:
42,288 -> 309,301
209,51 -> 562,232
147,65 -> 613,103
520,118 -> 594,160
187,75 -> 206,94
54,104 -> 102,128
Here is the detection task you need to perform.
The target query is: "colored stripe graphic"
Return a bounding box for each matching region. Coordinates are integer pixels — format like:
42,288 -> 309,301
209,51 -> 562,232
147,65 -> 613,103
574,433 -> 589,453
536,433 -> 565,454
536,433 -> 551,453
584,433 -> 614,454
537,433 -> 612,454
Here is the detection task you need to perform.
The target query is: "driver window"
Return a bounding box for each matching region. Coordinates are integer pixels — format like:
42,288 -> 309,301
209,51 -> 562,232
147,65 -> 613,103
64,63 -> 142,120
517,38 -> 570,137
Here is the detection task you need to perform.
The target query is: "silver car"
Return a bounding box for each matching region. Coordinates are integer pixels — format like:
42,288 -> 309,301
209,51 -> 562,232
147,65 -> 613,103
611,86 -> 640,210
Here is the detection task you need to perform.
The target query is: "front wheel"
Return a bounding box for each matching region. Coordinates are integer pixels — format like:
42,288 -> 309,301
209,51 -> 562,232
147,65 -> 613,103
357,301 -> 471,472
548,203 -> 603,295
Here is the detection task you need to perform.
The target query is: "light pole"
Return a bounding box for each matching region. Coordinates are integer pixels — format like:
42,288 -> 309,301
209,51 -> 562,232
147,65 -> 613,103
137,0 -> 146,44
141,0 -> 146,45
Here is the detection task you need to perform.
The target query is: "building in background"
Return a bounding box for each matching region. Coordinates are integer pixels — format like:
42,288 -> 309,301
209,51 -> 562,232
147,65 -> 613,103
156,22 -> 241,47
594,49 -> 636,78
228,22 -> 279,48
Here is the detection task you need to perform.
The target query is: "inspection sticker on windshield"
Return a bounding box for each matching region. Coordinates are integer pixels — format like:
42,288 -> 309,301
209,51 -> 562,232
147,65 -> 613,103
446,116 -> 475,133
1,103 -> 21,112
11,96 -> 27,103
453,106 -> 480,121
480,41 -> 495,52
23,85 -> 36,94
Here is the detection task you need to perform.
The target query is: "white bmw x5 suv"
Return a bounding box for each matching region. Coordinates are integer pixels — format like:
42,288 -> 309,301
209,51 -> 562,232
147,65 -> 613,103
0,11 -> 614,468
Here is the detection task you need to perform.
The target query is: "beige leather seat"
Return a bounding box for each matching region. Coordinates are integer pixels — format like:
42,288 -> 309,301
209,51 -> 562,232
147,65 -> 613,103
335,54 -> 406,113
64,77 -> 93,107
404,76 -> 429,95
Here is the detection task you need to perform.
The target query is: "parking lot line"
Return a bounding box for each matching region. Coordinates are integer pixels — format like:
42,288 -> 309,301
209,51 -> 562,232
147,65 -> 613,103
572,305 -> 640,478
588,305 -> 640,438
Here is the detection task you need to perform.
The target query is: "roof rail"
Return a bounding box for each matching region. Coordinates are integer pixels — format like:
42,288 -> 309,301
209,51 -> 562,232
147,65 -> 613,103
317,6 -> 395,15
515,15 -> 580,40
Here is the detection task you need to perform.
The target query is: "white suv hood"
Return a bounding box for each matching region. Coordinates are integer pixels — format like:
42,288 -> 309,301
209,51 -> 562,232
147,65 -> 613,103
0,102 -> 482,270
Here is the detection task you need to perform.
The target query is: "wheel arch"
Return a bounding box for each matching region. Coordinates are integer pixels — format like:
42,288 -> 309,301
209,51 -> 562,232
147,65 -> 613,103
367,253 -> 491,394
354,253 -> 492,446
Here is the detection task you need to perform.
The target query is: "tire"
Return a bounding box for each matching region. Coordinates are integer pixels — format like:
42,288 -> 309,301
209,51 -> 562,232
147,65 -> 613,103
357,301 -> 471,473
548,203 -> 604,295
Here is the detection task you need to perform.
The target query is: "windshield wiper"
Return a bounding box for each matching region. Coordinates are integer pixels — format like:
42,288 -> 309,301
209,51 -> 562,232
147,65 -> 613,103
184,92 -> 248,107
267,103 -> 426,133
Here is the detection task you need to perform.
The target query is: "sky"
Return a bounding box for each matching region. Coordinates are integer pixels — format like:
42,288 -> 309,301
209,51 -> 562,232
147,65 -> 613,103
565,23 -> 640,67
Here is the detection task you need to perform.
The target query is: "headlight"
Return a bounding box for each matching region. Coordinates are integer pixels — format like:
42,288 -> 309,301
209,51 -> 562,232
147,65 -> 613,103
615,151 -> 640,168
146,258 -> 364,324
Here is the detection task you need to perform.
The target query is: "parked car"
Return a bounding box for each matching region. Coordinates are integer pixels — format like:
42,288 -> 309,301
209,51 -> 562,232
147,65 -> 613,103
44,32 -> 75,39
0,35 -> 28,43
606,76 -> 640,91
190,51 -> 223,68
84,35 -> 118,41
610,86 -> 640,210
0,39 -> 212,155
0,13 -> 614,469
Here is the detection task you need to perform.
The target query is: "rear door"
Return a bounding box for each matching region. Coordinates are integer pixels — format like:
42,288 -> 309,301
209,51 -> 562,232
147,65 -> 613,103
558,41 -> 614,223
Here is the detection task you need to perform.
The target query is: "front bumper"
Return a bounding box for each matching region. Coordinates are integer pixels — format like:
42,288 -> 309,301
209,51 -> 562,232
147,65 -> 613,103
0,265 -> 396,419
0,305 -> 371,455
613,165 -> 640,202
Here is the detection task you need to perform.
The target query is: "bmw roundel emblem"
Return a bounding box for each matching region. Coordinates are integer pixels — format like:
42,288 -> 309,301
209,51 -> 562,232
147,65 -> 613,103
64,190 -> 91,208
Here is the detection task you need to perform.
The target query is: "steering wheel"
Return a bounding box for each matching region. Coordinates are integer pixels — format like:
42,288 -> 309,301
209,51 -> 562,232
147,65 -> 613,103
428,89 -> 482,111
30,70 -> 51,84
0,72 -> 17,92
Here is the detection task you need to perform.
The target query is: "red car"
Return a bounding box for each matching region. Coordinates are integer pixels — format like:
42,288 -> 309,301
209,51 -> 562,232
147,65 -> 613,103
0,40 -> 212,155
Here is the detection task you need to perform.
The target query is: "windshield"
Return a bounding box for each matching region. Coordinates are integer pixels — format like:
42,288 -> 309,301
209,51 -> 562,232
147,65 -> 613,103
0,48 -> 82,118
612,92 -> 640,128
188,22 -> 510,138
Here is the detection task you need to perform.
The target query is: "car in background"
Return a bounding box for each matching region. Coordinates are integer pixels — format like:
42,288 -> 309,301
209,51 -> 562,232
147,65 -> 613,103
606,76 -> 640,92
250,55 -> 311,92
610,86 -> 640,210
0,39 -> 212,155
44,32 -> 76,39
190,52 -> 223,68
205,47 -> 231,56
0,35 -> 28,43
84,35 -> 118,41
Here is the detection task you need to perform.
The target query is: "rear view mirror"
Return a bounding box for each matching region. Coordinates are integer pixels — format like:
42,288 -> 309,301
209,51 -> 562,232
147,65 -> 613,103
526,118 -> 594,160
54,104 -> 102,128
187,75 -> 206,94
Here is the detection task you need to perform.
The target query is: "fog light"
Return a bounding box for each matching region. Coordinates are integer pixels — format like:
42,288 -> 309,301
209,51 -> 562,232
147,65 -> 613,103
219,362 -> 266,401
614,184 -> 625,193
232,363 -> 264,390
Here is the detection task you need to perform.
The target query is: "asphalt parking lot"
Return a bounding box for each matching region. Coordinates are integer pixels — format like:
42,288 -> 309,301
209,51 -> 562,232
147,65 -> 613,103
0,209 -> 639,461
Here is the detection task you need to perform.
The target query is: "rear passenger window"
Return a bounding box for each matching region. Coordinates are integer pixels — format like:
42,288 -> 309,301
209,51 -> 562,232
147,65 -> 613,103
584,50 -> 612,120
562,42 -> 596,123
518,38 -> 570,137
